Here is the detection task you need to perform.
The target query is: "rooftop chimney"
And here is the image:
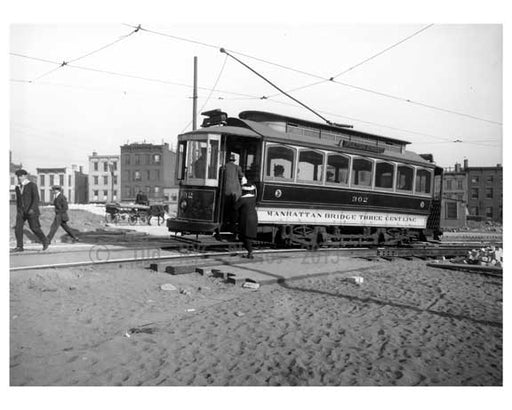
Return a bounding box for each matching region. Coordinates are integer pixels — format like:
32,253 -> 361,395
455,163 -> 461,172
463,158 -> 469,170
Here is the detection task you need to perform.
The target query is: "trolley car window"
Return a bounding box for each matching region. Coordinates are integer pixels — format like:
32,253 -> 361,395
415,168 -> 432,194
375,161 -> 394,189
297,149 -> 324,183
351,158 -> 373,187
208,139 -> 219,179
188,140 -> 207,179
176,141 -> 186,180
396,165 -> 413,191
265,144 -> 295,181
326,153 -> 349,185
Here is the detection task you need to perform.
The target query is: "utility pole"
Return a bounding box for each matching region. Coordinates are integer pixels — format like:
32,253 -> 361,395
192,56 -> 198,130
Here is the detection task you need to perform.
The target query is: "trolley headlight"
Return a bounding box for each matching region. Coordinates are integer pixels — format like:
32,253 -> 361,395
179,199 -> 188,210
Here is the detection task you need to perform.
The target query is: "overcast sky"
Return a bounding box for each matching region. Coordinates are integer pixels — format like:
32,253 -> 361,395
8,22 -> 502,174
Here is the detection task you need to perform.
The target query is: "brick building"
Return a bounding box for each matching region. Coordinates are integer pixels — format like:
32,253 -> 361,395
36,165 -> 88,204
440,162 -> 468,228
466,160 -> 503,223
120,142 -> 176,202
88,152 -> 120,203
440,159 -> 502,227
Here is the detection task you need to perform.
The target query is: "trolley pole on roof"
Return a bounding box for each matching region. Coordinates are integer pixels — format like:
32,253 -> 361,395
192,56 -> 198,131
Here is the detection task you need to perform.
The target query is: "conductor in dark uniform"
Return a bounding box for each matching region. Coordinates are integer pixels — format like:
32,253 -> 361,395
221,153 -> 245,229
47,185 -> 80,243
13,169 -> 48,252
235,184 -> 258,259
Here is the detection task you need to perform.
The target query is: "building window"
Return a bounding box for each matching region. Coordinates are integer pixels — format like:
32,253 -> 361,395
153,154 -> 161,164
486,188 -> 493,198
93,176 -> 99,185
40,189 -> 45,203
134,171 -> 141,181
485,207 -> 493,218
374,161 -> 394,189
351,157 -> 373,187
135,155 -> 140,165
124,170 -> 130,182
68,190 -> 72,202
103,175 -> 108,185
146,154 -> 151,165
59,174 -> 64,186
40,175 -> 45,186
112,161 -> 118,171
124,155 -> 131,165
146,170 -> 151,181
11,176 -> 15,185
471,176 -> 479,184
93,190 -> 99,200
113,175 -> 118,185
446,202 -> 458,219
93,162 -> 98,171
68,175 -> 72,185
445,180 -> 452,190
49,175 -> 54,186
265,144 -> 296,181
457,180 -> 463,190
125,186 -> 130,197
471,188 -> 479,199
297,149 -> 324,183
155,169 -> 160,181
154,186 -> 160,194
103,190 -> 108,198
470,207 -> 479,216
113,190 -> 117,200
396,165 -> 413,191
487,175 -> 494,183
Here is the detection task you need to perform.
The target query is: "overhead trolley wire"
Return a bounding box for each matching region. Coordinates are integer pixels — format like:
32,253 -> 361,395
129,24 -> 501,126
263,24 -> 434,98
10,51 -> 256,99
11,51 -> 496,147
30,25 -> 142,83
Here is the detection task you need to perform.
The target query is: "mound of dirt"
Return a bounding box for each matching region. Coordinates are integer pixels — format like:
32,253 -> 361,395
9,204 -> 107,243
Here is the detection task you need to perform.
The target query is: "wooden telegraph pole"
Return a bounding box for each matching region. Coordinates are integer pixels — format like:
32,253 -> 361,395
192,56 -> 198,130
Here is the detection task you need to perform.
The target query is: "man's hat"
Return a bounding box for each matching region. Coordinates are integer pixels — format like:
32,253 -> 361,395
229,154 -> 236,161
51,185 -> 62,191
15,169 -> 28,176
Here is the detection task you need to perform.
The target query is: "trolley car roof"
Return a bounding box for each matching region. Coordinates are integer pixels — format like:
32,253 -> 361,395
180,111 -> 434,167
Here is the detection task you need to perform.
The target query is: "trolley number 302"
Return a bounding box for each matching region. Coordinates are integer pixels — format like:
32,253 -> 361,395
351,195 -> 368,203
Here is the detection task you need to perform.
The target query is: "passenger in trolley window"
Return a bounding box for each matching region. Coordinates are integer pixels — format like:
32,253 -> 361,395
12,169 -> 49,252
47,185 -> 80,244
235,183 -> 258,259
221,153 -> 246,230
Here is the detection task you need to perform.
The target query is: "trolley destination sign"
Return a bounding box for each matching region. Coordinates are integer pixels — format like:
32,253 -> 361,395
257,207 -> 427,228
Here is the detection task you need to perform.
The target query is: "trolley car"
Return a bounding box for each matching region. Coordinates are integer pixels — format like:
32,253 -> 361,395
167,109 -> 443,247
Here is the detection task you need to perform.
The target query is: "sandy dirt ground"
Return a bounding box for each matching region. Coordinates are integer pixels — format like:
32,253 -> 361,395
9,256 -> 502,386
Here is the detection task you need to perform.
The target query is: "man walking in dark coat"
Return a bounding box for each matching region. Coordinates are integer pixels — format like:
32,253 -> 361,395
47,185 -> 80,243
221,153 -> 245,230
12,169 -> 49,252
235,184 -> 258,259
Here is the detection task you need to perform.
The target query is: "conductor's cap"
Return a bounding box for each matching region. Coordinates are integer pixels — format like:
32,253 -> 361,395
229,154 -> 236,161
51,185 -> 62,191
15,169 -> 28,176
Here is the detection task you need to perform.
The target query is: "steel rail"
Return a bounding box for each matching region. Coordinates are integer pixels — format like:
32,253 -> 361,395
9,242 -> 487,272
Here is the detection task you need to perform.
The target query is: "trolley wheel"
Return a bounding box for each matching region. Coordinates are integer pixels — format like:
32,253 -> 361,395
139,215 -> 147,225
128,215 -> 138,225
105,213 -> 114,223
